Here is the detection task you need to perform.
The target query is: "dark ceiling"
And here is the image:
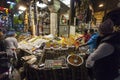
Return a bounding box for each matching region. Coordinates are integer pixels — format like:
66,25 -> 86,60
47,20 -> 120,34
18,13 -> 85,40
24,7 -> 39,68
0,0 -> 120,12
0,0 -> 30,8
91,0 -> 120,12
0,0 -> 10,8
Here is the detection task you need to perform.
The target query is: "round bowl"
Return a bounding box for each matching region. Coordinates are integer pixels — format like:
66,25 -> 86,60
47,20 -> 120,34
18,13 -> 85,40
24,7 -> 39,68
67,54 -> 83,67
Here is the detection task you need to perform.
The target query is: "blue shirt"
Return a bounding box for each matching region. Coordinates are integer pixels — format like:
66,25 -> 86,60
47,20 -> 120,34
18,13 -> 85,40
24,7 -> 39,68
86,33 -> 99,53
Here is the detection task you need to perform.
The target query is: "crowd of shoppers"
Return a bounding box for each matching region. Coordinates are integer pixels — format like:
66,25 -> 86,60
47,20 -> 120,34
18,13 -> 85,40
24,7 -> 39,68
76,8 -> 120,80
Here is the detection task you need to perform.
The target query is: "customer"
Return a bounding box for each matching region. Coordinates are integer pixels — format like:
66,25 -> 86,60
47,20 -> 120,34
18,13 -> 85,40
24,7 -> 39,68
79,29 -> 99,53
86,8 -> 120,80
5,31 -> 18,58
81,28 -> 90,43
0,31 -> 10,80
76,28 -> 90,43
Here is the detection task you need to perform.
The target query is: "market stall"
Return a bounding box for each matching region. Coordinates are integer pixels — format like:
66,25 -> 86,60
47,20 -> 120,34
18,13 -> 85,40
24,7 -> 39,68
17,34 -> 89,80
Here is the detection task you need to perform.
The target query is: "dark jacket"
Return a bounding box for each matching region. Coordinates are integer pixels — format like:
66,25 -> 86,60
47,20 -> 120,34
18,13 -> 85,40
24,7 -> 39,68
94,33 -> 120,80
0,39 -> 6,51
0,38 -> 9,73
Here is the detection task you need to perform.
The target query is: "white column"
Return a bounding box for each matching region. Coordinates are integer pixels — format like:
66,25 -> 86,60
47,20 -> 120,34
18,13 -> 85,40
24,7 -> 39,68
48,0 -> 60,36
50,13 -> 57,36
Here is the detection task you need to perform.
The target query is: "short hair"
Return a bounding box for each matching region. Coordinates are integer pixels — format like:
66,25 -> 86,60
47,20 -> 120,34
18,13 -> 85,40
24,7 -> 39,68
84,29 -> 88,33
7,31 -> 16,37
89,29 -> 94,34
99,19 -> 114,35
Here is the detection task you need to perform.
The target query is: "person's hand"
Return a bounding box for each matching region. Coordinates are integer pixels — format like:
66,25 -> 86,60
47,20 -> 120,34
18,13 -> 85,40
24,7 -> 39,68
75,46 -> 79,51
79,43 -> 87,47
86,60 -> 95,68
79,44 -> 84,47
85,57 -> 95,68
75,44 -> 85,51
76,37 -> 82,41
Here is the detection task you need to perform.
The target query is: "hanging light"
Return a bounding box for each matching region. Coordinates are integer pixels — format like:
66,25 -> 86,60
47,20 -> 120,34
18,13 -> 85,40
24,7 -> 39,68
48,0 -> 51,2
99,3 -> 104,8
18,6 -> 26,11
7,1 -> 16,5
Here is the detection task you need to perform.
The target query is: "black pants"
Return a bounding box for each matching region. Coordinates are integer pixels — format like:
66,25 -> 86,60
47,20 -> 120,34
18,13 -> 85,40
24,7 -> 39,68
87,67 -> 95,80
95,75 -> 115,80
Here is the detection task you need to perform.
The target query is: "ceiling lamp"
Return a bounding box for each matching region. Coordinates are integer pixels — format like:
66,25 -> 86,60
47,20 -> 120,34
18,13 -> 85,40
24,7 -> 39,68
48,0 -> 51,2
7,1 -> 16,5
18,6 -> 26,11
99,3 -> 104,8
